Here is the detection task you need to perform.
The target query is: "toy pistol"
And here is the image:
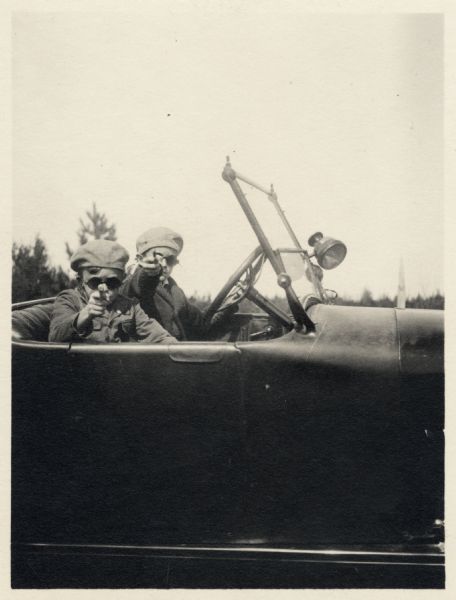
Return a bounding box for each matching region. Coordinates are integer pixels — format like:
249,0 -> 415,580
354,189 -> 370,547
138,251 -> 163,273
98,282 -> 108,301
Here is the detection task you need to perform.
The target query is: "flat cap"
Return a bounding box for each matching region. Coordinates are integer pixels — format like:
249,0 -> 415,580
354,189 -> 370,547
70,240 -> 129,272
136,227 -> 184,257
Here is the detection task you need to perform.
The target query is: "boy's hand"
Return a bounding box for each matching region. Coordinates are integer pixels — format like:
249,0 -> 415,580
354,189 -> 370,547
86,289 -> 108,317
75,290 -> 107,332
137,252 -> 165,275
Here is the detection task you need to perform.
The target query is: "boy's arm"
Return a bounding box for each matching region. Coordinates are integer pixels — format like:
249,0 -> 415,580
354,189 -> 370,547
184,301 -> 207,339
133,303 -> 178,344
121,266 -> 161,300
49,291 -> 88,342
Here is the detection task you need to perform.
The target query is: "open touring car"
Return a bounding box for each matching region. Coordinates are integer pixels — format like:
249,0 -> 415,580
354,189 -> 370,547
11,159 -> 444,588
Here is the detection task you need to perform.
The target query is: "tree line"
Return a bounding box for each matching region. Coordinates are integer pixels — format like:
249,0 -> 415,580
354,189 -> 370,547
12,204 -> 444,310
189,292 -> 444,312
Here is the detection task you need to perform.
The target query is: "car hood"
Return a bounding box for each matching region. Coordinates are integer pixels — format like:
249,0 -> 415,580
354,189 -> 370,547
301,304 -> 443,375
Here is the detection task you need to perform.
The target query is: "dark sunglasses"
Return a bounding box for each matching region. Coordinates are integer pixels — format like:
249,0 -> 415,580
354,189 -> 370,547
163,255 -> 179,267
145,252 -> 179,267
86,277 -> 122,291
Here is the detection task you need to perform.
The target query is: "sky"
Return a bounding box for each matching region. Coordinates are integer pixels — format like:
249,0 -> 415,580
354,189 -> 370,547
12,8 -> 443,300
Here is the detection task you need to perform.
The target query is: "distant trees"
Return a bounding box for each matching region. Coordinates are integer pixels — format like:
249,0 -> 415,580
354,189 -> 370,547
407,292 -> 444,310
334,288 -> 444,310
188,292 -> 212,312
12,236 -> 70,303
65,203 -> 117,259
194,289 -> 444,312
359,289 -> 375,307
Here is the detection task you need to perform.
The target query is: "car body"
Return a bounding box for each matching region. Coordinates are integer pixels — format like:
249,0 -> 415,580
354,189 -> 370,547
11,160 -> 444,588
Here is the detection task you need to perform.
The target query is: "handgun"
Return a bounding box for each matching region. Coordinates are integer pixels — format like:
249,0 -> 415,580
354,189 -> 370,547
137,251 -> 164,274
98,282 -> 108,301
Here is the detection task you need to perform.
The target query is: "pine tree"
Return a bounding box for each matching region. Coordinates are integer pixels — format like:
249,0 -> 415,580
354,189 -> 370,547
12,236 -> 70,302
359,288 -> 375,307
65,202 -> 117,258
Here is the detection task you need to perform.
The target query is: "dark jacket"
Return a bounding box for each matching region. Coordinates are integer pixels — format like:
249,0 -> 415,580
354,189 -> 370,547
121,267 -> 206,341
49,287 -> 177,344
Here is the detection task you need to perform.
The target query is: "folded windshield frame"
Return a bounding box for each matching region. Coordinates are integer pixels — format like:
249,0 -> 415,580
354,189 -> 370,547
222,158 -> 316,332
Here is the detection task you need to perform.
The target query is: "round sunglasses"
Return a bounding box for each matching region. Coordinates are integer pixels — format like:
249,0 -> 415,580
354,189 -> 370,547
161,255 -> 179,267
85,277 -> 122,291
140,252 -> 179,267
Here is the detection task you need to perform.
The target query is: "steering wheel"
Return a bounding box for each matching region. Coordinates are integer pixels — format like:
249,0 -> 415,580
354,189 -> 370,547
204,246 -> 265,323
205,247 -> 294,331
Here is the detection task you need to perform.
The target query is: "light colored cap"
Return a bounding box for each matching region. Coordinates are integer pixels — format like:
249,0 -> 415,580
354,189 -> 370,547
136,227 -> 183,257
70,239 -> 129,272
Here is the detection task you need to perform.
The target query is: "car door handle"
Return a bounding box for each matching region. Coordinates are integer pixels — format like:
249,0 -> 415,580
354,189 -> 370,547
169,343 -> 239,363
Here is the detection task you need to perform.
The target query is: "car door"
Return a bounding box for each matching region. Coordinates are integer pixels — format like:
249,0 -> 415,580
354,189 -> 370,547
12,339 -> 245,546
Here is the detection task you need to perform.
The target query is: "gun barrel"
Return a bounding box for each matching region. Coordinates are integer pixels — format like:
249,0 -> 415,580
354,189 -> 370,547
98,283 -> 108,300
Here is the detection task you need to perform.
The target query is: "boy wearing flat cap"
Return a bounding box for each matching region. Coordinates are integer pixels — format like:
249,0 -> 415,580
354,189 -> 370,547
121,227 -> 208,341
49,239 -> 177,344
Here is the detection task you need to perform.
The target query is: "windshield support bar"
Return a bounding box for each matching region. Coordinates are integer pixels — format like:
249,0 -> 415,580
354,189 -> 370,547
268,192 -> 325,302
231,165 -> 324,301
246,288 -> 294,329
230,170 -> 272,197
222,159 -> 315,332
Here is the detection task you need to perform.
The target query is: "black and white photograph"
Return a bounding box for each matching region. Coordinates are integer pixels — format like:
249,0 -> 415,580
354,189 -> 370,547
6,0 -> 448,591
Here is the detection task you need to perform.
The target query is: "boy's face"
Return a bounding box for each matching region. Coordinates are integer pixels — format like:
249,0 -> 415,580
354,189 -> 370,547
80,267 -> 124,305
